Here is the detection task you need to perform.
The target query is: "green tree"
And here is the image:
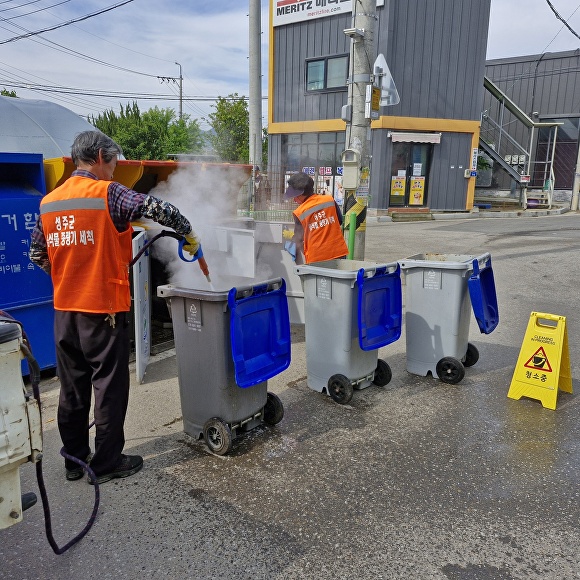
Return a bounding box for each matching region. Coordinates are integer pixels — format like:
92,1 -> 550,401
206,94 -> 249,163
89,102 -> 203,160
1,89 -> 17,97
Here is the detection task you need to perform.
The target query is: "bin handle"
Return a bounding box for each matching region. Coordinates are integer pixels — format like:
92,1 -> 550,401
228,277 -> 285,304
471,252 -> 491,275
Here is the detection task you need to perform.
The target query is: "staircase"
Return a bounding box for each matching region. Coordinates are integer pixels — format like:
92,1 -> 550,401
479,77 -> 560,209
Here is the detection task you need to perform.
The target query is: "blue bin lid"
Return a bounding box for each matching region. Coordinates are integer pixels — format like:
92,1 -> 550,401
228,278 -> 291,388
356,264 -> 403,351
468,256 -> 499,334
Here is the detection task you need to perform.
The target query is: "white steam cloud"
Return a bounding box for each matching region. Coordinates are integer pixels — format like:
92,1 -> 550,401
139,163 -> 275,292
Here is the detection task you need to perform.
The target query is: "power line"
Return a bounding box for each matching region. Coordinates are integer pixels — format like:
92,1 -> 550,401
0,0 -> 71,19
0,0 -> 135,44
545,0 -> 580,42
0,0 -> 44,12
0,79 -> 251,101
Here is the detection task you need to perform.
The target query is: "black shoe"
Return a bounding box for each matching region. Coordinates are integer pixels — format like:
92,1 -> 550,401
88,454 -> 143,485
65,453 -> 93,481
21,492 -> 37,512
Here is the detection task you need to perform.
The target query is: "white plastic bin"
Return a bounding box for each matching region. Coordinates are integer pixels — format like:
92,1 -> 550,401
295,259 -> 402,404
398,252 -> 497,383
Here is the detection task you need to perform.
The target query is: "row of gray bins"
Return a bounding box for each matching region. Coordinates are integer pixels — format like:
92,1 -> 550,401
157,252 -> 498,455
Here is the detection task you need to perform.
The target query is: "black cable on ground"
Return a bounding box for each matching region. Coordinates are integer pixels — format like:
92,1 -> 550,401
20,340 -> 101,555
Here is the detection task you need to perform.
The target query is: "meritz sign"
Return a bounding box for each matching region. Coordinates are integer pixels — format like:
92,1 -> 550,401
273,0 -> 384,27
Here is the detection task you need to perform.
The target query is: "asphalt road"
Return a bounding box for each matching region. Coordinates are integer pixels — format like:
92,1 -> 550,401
1,213 -> 579,580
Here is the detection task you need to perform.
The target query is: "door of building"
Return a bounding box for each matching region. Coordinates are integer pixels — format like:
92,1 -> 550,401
388,142 -> 431,207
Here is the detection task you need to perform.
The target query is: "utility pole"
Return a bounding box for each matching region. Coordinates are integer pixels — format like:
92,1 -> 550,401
248,0 -> 263,179
175,62 -> 183,120
342,0 -> 378,260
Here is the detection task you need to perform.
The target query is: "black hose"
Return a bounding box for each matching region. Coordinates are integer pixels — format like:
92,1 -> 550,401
19,341 -> 100,555
129,230 -> 183,268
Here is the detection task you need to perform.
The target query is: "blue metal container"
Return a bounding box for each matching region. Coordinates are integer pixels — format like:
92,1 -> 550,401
0,153 -> 55,372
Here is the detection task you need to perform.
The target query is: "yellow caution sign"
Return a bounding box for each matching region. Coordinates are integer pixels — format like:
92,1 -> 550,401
508,312 -> 573,410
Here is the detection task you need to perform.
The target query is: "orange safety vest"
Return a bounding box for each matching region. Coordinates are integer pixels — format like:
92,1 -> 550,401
293,194 -> 348,264
40,176 -> 133,313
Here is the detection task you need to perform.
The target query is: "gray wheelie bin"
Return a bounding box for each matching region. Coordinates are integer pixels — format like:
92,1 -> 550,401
295,259 -> 402,404
398,253 -> 499,384
157,278 -> 290,455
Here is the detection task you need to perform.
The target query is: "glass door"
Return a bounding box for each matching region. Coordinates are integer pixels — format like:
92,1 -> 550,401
389,143 -> 431,207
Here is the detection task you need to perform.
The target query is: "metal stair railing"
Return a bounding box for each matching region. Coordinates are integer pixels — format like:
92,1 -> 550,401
480,77 -> 560,206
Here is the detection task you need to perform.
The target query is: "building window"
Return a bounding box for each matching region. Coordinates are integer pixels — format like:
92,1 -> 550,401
306,55 -> 348,91
281,132 -> 346,202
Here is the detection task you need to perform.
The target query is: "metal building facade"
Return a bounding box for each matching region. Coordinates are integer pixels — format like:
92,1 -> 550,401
484,50 -> 580,190
268,0 -> 491,211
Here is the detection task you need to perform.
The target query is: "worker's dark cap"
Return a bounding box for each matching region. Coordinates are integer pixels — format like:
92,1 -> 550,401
284,172 -> 314,200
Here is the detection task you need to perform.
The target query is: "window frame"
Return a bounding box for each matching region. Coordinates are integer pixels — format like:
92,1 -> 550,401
305,54 -> 349,93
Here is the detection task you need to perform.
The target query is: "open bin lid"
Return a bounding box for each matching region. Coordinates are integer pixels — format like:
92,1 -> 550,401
468,256 -> 499,334
228,278 -> 291,388
356,263 -> 402,350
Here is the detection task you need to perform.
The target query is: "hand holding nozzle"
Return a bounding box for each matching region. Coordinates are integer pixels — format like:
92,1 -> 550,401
282,228 -> 294,241
182,231 -> 200,256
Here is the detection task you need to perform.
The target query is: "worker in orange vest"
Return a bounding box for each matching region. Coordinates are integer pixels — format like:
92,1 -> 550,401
30,131 -> 200,485
283,172 -> 348,264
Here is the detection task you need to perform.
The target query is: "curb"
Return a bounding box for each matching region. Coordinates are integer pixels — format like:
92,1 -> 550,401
367,206 -> 571,224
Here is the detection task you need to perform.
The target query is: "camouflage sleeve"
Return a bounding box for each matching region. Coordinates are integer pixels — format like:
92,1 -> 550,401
29,216 -> 51,275
141,195 -> 193,236
29,239 -> 51,275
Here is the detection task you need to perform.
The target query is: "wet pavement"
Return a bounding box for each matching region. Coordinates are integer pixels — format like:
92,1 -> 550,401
1,212 -> 579,579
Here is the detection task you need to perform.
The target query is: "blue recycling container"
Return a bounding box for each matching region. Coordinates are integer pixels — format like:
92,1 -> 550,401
0,152 -> 55,372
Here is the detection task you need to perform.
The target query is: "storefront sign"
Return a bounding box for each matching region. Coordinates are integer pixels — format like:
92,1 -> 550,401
273,0 -> 384,27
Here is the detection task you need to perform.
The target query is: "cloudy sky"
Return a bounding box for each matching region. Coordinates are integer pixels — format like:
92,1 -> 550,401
1,0 -> 579,127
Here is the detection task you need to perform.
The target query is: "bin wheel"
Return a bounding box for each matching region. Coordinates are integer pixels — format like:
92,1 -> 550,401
463,342 -> 479,367
373,359 -> 392,387
436,357 -> 465,384
327,374 -> 354,404
263,392 -> 284,425
203,418 -> 232,456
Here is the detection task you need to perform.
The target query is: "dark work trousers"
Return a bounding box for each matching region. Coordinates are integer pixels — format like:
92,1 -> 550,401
54,310 -> 130,476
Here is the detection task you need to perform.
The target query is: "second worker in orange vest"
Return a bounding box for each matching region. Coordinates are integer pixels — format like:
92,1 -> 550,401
284,172 -> 348,264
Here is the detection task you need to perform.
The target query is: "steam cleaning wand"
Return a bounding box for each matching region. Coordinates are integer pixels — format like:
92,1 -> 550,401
129,230 -> 211,284
177,240 -> 211,283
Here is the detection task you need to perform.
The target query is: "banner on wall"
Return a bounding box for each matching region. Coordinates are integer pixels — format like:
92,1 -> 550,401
409,177 -> 425,205
273,0 -> 384,27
